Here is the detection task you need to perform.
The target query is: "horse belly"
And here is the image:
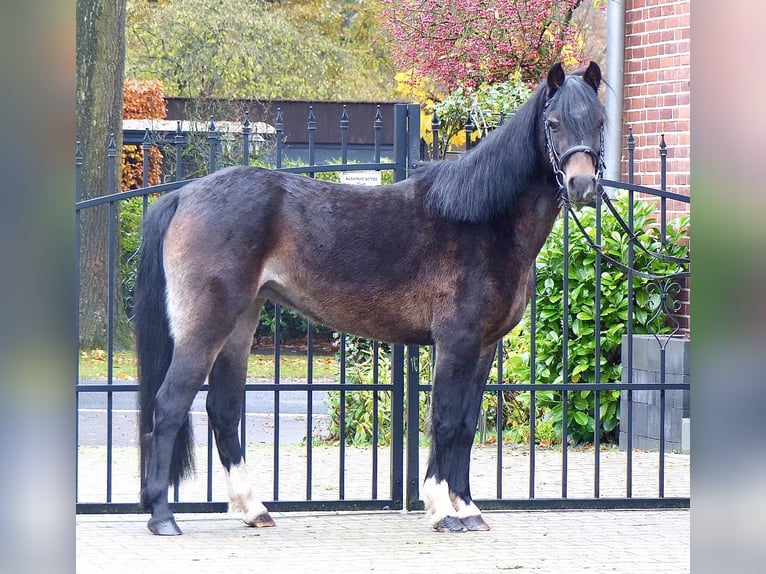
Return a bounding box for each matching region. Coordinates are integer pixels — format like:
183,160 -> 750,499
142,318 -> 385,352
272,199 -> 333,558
257,264 -> 434,345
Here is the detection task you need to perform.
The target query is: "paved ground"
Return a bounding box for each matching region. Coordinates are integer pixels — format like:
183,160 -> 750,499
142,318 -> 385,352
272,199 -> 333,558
77,376 -> 690,573
76,444 -> 689,573
77,508 -> 689,573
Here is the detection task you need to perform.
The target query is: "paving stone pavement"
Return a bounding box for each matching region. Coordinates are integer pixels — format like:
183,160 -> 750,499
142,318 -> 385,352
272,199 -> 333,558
76,508 -> 689,573
77,444 -> 689,572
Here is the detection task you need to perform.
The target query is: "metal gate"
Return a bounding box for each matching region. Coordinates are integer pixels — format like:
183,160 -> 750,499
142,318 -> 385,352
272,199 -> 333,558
76,104 -> 690,514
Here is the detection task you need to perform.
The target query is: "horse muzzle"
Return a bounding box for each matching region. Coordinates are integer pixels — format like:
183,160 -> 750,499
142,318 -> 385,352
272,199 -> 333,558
566,173 -> 598,205
559,147 -> 600,205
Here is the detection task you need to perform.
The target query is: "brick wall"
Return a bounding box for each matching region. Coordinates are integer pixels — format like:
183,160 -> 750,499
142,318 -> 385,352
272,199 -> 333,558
623,0 -> 690,214
623,0 -> 690,333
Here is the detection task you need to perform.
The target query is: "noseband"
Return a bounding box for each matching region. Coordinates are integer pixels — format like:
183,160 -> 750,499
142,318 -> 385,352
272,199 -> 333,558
543,99 -> 605,194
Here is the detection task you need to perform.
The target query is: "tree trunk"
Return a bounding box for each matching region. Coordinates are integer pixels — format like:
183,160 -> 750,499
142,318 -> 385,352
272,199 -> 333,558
76,0 -> 128,350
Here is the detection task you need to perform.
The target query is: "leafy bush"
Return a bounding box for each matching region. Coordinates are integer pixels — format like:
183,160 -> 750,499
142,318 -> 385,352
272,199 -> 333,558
433,74 -> 532,156
498,194 -> 690,444
324,193 -> 690,448
325,336 -> 431,446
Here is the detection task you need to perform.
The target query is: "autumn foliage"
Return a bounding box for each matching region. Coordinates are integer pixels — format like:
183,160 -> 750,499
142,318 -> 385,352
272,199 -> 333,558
380,0 -> 584,90
121,79 -> 166,190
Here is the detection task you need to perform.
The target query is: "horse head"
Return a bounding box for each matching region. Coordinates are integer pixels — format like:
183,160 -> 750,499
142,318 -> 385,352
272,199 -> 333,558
543,61 -> 605,206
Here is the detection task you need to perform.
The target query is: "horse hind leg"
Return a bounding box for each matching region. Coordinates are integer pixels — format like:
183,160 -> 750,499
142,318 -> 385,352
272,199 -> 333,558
207,299 -> 276,528
424,339 -> 496,533
141,340 -> 223,535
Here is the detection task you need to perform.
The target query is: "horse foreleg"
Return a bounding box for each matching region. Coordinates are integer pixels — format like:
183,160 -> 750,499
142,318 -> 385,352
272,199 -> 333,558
424,343 -> 495,532
207,301 -> 275,528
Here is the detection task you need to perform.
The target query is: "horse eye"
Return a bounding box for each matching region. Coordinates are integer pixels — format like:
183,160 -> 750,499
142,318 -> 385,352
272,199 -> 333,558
547,118 -> 560,130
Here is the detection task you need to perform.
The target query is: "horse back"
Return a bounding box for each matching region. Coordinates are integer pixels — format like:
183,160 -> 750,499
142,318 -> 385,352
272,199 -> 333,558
166,166 -> 544,346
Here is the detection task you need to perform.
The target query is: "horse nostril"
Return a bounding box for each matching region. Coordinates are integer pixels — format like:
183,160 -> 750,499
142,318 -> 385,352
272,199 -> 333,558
567,175 -> 597,203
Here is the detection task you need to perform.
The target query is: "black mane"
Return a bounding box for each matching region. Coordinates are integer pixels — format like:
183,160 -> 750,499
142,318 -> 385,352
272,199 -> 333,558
417,83 -> 549,223
417,72 -> 605,224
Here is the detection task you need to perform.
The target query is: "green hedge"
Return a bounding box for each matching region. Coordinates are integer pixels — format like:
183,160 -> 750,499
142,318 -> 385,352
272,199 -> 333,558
325,193 -> 689,446
490,193 -> 689,444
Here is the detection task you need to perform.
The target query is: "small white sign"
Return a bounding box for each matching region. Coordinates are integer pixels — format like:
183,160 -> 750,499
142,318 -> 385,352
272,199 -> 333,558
339,170 -> 381,187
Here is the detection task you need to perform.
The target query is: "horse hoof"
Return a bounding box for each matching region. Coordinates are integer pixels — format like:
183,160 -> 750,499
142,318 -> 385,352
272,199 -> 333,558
461,515 -> 491,531
246,512 -> 276,528
434,516 -> 467,533
147,516 -> 183,536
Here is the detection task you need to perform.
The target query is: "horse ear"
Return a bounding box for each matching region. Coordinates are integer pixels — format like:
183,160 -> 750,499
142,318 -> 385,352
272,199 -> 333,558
547,63 -> 565,97
583,61 -> 602,92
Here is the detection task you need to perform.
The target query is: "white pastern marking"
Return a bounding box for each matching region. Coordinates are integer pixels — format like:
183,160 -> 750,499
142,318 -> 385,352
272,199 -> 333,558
450,493 -> 482,519
226,462 -> 268,523
422,477 -> 457,526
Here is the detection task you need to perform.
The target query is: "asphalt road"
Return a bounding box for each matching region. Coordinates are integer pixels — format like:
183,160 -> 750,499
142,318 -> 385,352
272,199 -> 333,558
77,379 -> 331,447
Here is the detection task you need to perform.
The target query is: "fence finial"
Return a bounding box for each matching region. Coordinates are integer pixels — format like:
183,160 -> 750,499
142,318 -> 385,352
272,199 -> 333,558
340,104 -> 349,127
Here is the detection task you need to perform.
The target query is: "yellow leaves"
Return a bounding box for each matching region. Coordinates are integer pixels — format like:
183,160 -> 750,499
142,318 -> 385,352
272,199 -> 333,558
559,38 -> 585,69
395,69 -> 444,110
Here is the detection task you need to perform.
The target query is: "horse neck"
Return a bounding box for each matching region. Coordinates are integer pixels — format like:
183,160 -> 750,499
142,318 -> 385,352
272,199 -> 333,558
505,180 -> 561,263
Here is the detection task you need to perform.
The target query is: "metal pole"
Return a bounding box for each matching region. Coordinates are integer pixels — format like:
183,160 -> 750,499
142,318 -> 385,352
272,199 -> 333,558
605,0 -> 626,190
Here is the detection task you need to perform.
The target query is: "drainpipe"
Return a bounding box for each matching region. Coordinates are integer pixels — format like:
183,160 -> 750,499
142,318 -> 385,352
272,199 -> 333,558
604,0 -> 625,188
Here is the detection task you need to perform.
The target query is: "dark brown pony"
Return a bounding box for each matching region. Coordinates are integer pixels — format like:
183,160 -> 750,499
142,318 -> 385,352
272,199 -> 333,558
134,62 -> 605,535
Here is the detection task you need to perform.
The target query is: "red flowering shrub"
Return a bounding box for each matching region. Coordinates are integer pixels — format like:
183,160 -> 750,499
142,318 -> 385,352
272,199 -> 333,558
380,0 -> 584,90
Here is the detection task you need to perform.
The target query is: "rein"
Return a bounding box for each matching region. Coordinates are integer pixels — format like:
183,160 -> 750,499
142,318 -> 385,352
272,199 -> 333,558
543,103 -> 689,281
566,190 -> 690,281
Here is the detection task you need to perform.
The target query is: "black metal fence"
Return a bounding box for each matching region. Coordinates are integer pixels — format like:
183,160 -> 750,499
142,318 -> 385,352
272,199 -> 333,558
76,104 -> 690,515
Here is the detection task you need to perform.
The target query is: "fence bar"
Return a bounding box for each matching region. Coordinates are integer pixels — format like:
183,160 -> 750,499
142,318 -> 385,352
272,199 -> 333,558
464,114 -> 474,152
406,345 -> 420,509
561,213 -> 570,498
141,129 -> 150,214
207,117 -> 218,172
207,424 -> 214,501
340,105 -> 349,165
275,108 -> 284,170
241,111 -> 251,167
75,142 -> 82,503
626,128 -> 635,498
372,341 -> 380,499
529,271 -> 537,498
431,110 -> 441,160
495,340 -> 504,498
339,333 -> 346,499
174,121 -> 185,181
660,135 -> 667,244
594,191 -> 603,498
659,345 -> 666,497
373,106 -> 382,163
393,105 -> 408,182
307,106 -> 316,176
273,304 -> 282,499
391,344 -> 405,510
306,323 -> 314,499
106,134 -> 117,502
406,104 -> 421,174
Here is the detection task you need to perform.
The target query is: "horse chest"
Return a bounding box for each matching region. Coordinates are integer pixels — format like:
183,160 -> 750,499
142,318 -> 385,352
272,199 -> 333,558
479,264 -> 534,344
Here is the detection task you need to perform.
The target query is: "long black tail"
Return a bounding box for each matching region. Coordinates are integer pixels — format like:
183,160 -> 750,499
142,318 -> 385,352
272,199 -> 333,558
134,192 -> 194,487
